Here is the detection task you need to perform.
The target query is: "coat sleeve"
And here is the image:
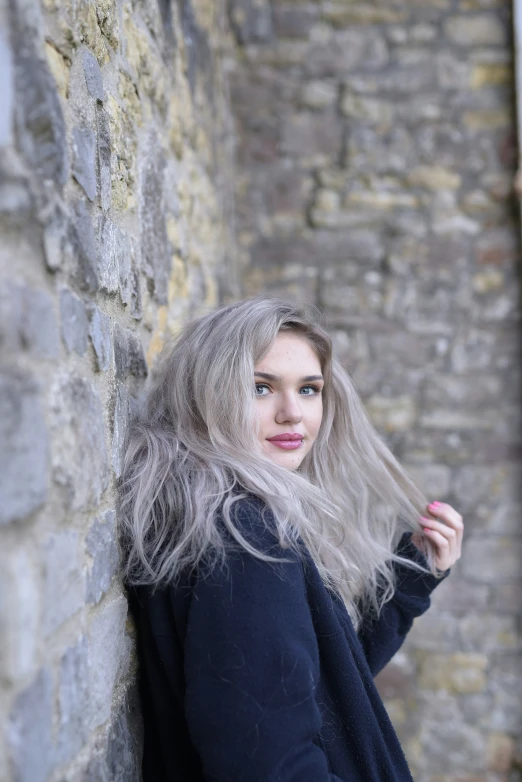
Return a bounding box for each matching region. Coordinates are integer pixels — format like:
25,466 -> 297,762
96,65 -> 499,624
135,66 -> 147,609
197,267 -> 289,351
182,498 -> 344,782
357,533 -> 450,678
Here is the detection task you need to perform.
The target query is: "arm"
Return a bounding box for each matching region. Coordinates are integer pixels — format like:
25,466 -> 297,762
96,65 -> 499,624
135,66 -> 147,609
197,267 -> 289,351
182,498 -> 344,782
357,532 -> 450,677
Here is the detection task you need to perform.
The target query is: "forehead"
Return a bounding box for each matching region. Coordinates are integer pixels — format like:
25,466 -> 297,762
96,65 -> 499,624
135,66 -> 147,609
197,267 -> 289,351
255,333 -> 321,372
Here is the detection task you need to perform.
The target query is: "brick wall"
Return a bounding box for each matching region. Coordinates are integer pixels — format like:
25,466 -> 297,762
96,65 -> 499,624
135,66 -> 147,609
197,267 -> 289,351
2,0 -> 522,779
228,1 -> 522,779
0,0 -> 236,778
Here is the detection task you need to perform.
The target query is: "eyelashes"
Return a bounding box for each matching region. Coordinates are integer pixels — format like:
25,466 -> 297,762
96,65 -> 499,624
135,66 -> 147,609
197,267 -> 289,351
254,383 -> 322,397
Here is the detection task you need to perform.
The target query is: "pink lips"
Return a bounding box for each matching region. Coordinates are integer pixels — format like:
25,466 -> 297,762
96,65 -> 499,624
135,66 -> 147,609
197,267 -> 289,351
267,433 -> 304,451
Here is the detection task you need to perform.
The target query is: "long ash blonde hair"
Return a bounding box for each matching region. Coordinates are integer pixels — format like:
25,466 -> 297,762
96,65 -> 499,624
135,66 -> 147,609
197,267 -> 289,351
118,297 -> 438,630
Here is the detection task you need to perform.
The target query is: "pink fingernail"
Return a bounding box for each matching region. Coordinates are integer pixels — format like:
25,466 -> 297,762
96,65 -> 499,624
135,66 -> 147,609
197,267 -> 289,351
429,501 -> 440,508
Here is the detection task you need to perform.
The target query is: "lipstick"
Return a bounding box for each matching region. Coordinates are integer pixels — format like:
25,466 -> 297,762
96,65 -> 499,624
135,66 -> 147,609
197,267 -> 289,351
267,433 -> 304,451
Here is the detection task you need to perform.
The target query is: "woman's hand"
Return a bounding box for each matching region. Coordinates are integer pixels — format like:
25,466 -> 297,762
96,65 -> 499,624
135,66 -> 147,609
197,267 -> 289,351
412,501 -> 464,572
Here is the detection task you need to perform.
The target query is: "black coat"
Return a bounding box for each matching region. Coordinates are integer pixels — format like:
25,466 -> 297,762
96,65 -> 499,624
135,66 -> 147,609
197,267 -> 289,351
129,496 -> 449,781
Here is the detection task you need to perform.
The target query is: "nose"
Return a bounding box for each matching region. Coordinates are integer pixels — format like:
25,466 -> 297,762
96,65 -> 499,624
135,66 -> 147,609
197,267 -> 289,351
275,391 -> 303,425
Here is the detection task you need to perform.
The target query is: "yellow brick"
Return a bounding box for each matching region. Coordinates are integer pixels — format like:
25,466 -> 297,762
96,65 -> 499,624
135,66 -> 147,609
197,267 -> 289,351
408,165 -> 461,191
418,653 -> 488,694
463,109 -> 512,130
45,43 -> 70,99
345,191 -> 419,209
471,64 -> 512,89
487,732 -> 515,772
472,269 -> 504,294
323,3 -> 407,25
146,306 -> 168,365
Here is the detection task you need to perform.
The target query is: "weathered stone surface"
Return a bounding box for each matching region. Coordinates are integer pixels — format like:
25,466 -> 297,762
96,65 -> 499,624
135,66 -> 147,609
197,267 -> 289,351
43,529 -> 84,636
0,282 -> 60,358
113,323 -> 148,380
97,106 -> 111,211
104,685 -> 142,782
82,48 -> 105,102
57,636 -> 90,764
462,538 -> 522,583
445,14 -> 507,47
71,200 -> 99,293
49,373 -> 109,510
87,302 -> 112,371
112,381 -> 130,478
140,148 -> 169,304
229,0 -> 273,44
88,596 -> 130,728
60,286 -> 89,355
6,669 -> 55,782
0,368 -> 48,525
0,550 -> 39,682
72,126 -> 97,201
99,216 -> 127,294
417,653 -> 488,694
13,33 -> 68,185
86,510 -> 119,604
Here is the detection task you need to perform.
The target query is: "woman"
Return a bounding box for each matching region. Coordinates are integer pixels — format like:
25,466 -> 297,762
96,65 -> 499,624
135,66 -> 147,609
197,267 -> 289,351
119,297 -> 463,781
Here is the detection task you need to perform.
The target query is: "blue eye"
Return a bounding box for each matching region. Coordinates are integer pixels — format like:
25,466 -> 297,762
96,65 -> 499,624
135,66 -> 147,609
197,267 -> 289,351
255,383 -> 270,396
300,385 -> 321,396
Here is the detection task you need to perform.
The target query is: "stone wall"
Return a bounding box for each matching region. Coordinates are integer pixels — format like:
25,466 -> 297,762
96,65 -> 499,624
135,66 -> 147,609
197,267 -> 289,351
0,0 -> 236,778
228,1 -> 522,780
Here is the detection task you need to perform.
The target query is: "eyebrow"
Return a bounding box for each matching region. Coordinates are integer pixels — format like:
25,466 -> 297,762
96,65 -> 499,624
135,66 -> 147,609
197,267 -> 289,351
254,372 -> 324,383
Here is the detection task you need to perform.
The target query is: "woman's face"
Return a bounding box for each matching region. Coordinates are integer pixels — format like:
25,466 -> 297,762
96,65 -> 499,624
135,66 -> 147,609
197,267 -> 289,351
254,332 -> 324,470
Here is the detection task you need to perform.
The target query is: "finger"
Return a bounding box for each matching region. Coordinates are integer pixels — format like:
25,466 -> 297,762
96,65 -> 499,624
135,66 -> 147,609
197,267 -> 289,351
420,517 -> 458,543
427,502 -> 464,532
422,528 -> 452,565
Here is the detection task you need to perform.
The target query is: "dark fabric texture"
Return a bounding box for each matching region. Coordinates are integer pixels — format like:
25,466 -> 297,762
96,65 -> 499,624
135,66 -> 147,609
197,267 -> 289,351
128,496 -> 449,781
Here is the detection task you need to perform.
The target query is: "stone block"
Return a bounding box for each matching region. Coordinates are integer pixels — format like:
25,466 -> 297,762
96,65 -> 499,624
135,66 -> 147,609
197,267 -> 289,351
462,538 -> 522,583
306,28 -> 388,77
300,80 -> 337,110
113,323 -> 148,380
72,126 -> 97,201
88,596 -> 131,728
49,373 -> 109,511
0,549 -> 39,682
59,287 -> 89,355
0,282 -> 60,358
340,92 -> 394,125
229,0 -> 273,44
365,395 -> 417,433
82,47 -> 105,101
6,669 -> 55,782
404,464 -> 451,499
71,200 -> 99,293
445,14 -> 507,47
459,613 -> 519,653
323,4 -> 407,25
417,652 -> 488,694
416,691 -> 486,772
408,166 -> 461,191
13,36 -> 68,186
281,111 -> 342,165
104,685 -> 142,782
87,303 -> 112,371
407,611 -> 461,651
486,732 -> 515,772
0,368 -> 48,525
43,529 -> 84,637
99,217 -> 128,294
57,636 -> 90,764
86,510 -> 119,604
97,106 -> 111,211
112,381 -> 130,479
273,6 -> 317,38
140,149 -> 169,304
475,228 -> 518,266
